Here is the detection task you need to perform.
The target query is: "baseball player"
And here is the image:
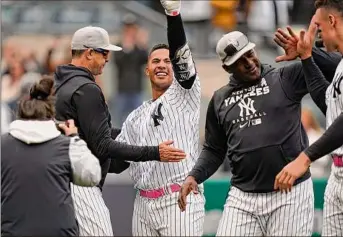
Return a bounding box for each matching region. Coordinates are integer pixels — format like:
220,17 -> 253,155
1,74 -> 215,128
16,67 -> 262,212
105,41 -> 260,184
274,1 -> 343,236
113,0 -> 205,235
177,20 -> 340,235
54,25 -> 186,236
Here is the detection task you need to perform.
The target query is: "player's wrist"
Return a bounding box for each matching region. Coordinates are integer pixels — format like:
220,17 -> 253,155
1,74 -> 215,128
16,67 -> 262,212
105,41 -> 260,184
299,50 -> 312,60
298,152 -> 311,167
300,53 -> 312,60
165,9 -> 180,16
68,133 -> 78,137
161,0 -> 181,16
186,175 -> 198,183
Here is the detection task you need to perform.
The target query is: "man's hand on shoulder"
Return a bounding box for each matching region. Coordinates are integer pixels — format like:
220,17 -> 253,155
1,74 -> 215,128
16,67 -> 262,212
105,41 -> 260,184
58,119 -> 78,136
160,0 -> 181,16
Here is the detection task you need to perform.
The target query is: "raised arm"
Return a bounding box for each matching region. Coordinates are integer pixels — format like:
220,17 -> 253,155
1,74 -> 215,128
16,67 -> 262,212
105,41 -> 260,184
275,26 -> 340,82
296,20 -> 338,114
275,23 -> 339,113
303,48 -> 341,114
312,47 -> 341,83
162,0 -> 198,89
303,56 -> 343,160
301,57 -> 330,114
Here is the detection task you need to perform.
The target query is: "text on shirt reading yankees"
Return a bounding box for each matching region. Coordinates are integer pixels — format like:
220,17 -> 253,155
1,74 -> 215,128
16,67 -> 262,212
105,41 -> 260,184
225,78 -> 269,128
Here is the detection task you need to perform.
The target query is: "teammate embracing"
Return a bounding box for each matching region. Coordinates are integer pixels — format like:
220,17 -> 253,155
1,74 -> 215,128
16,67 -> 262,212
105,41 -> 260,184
113,0 -> 205,236
178,10 -> 340,237
274,1 -> 343,236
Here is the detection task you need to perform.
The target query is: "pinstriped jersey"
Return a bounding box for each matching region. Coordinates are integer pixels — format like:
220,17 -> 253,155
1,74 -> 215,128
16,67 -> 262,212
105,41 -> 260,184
326,58 -> 343,178
116,43 -> 201,190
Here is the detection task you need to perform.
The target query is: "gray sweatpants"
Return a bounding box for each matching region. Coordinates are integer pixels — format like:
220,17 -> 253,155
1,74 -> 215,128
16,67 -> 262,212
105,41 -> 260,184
216,178 -> 314,236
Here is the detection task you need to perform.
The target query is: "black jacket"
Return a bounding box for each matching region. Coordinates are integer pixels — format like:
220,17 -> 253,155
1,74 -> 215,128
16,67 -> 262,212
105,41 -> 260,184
189,48 -> 340,193
54,65 -> 160,187
1,120 -> 101,236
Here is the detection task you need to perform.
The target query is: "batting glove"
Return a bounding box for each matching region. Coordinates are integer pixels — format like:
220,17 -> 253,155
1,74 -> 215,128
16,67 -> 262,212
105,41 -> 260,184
160,0 -> 181,16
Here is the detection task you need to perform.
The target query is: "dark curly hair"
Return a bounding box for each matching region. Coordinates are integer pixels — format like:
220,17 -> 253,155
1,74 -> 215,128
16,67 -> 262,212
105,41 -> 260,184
149,43 -> 169,56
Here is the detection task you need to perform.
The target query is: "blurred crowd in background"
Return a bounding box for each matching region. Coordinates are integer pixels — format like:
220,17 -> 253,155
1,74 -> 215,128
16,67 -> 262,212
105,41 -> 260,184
1,0 -> 331,179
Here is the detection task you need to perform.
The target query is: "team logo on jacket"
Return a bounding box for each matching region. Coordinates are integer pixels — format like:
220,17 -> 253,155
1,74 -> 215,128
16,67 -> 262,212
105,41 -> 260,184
238,97 -> 255,117
225,78 -> 269,128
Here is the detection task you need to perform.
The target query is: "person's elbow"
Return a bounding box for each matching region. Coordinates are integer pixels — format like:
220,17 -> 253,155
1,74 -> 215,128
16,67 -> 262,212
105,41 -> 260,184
72,155 -> 101,187
91,136 -> 112,163
69,137 -> 102,187
108,160 -> 130,174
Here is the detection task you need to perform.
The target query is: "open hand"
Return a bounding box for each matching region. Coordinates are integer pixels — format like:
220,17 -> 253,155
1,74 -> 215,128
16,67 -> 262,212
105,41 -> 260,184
297,17 -> 318,60
274,26 -> 299,62
178,176 -> 198,211
158,140 -> 186,162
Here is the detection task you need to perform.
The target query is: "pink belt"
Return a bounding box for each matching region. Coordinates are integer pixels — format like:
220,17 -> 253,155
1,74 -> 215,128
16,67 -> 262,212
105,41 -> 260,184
139,184 -> 181,199
332,155 -> 343,167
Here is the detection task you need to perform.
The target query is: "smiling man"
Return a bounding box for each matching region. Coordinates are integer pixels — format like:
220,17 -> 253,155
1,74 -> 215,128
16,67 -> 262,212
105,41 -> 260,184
178,30 -> 336,236
274,0 -> 343,236
53,25 -> 186,236
112,0 -> 206,236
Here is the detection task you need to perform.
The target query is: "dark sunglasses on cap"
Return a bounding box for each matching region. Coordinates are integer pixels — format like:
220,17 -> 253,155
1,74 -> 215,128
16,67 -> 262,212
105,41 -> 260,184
222,43 -> 239,64
83,45 -> 109,57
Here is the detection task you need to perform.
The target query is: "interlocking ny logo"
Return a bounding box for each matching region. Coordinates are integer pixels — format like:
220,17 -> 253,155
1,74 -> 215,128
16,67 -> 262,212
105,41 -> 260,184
333,74 -> 343,98
238,98 -> 256,117
151,103 -> 164,127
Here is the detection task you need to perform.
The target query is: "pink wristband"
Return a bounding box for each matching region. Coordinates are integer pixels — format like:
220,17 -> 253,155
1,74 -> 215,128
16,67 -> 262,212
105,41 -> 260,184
171,11 -> 179,16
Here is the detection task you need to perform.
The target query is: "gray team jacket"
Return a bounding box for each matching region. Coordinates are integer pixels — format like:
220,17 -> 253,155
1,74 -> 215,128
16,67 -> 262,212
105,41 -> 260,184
1,120 -> 101,236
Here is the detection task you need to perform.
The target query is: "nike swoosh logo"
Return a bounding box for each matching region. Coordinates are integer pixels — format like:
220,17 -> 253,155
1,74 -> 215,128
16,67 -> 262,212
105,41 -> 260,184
239,122 -> 248,128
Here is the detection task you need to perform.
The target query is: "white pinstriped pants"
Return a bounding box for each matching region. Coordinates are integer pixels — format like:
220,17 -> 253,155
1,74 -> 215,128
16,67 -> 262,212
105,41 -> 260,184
216,178 -> 314,236
322,174 -> 343,236
132,191 -> 205,236
71,184 -> 113,236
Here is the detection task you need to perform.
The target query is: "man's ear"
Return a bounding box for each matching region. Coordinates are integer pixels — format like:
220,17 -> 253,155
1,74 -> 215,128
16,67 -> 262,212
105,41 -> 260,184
145,66 -> 149,77
222,64 -> 231,73
85,49 -> 93,60
328,14 -> 336,28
